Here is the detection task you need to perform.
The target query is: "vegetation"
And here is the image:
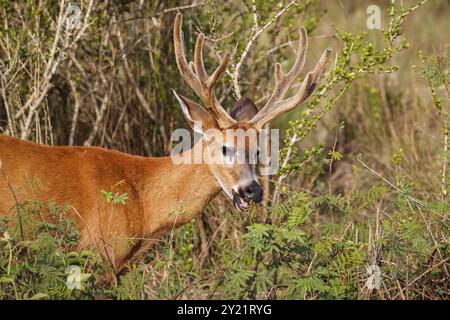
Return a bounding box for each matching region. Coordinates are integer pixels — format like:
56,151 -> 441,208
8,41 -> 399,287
0,0 -> 448,299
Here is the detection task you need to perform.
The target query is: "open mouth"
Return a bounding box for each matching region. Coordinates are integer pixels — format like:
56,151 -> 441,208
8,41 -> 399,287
232,190 -> 250,211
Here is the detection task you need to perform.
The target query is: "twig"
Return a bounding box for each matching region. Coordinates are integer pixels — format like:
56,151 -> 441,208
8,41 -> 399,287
393,257 -> 450,300
68,74 -> 81,146
115,1 -> 206,24
355,156 -> 448,220
15,0 -> 94,140
231,0 -> 297,98
0,160 -> 24,240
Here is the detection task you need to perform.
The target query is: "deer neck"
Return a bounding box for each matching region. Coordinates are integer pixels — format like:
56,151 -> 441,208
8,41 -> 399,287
140,141 -> 221,236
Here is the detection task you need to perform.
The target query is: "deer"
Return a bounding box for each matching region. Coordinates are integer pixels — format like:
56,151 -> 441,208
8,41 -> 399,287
0,13 -> 331,272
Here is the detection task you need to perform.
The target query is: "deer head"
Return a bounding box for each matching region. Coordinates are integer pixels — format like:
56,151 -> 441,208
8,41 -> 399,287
173,13 -> 331,211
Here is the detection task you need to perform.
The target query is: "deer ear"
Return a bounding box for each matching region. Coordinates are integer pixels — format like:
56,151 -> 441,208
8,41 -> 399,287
173,90 -> 218,134
230,97 -> 259,122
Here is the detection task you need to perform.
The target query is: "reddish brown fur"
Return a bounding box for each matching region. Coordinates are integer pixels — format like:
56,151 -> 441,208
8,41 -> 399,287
0,134 -> 220,270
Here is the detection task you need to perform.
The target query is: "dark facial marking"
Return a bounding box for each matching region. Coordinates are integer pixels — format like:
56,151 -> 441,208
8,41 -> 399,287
305,82 -> 317,98
230,97 -> 259,122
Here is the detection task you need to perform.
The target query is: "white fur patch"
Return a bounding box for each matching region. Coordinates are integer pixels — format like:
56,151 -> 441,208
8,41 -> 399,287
173,90 -> 203,135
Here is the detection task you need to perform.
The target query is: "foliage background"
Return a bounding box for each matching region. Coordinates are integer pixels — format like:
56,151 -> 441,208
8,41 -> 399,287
0,0 -> 449,299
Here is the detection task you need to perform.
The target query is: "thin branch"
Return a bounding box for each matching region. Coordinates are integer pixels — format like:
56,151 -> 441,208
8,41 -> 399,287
232,0 -> 297,98
356,156 -> 448,220
115,1 -> 206,25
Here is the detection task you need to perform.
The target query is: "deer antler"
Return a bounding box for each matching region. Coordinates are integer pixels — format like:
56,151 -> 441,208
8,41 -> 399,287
248,28 -> 331,129
173,13 -> 236,129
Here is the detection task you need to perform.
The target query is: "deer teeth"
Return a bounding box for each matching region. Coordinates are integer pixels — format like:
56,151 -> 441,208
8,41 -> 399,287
239,198 -> 248,208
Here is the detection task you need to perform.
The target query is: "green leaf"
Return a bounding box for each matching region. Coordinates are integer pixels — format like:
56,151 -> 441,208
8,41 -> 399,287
0,276 -> 14,283
29,293 -> 48,300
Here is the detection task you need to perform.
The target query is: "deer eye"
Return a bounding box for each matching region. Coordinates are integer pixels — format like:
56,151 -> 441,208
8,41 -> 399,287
222,146 -> 233,157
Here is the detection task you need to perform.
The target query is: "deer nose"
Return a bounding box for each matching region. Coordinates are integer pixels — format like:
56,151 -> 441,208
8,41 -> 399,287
243,181 -> 263,203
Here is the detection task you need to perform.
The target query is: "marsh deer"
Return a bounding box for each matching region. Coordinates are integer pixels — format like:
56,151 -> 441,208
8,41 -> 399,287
0,13 -> 330,270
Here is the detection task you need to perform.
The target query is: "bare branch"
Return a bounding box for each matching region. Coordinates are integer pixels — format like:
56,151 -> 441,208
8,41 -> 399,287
231,0 -> 297,99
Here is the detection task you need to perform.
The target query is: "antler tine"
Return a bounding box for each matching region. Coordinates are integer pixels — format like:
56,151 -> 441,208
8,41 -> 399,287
173,13 -> 236,128
282,28 -> 308,81
194,34 -> 208,84
173,13 -> 201,97
249,27 -> 331,129
265,28 -> 308,107
309,47 -> 331,85
193,28 -> 231,90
